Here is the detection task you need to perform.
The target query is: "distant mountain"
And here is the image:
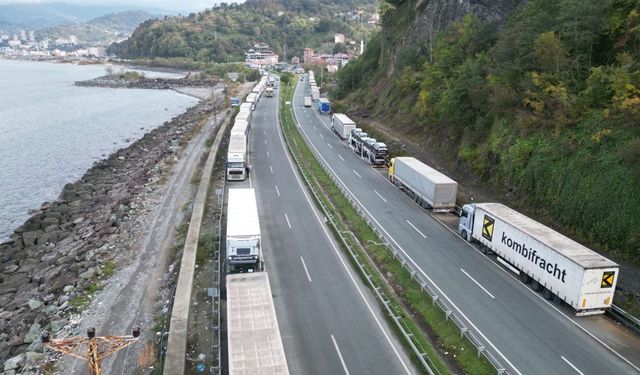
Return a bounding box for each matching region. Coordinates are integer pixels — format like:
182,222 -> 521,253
0,3 -> 171,30
36,10 -> 156,45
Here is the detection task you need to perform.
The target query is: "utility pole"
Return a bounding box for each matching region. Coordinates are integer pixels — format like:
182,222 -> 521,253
42,327 -> 140,375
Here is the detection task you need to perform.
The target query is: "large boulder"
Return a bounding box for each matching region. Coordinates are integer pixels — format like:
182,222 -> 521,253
3,353 -> 24,371
23,323 -> 41,344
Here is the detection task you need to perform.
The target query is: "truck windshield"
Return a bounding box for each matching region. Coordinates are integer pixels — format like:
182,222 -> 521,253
237,248 -> 251,255
227,162 -> 244,168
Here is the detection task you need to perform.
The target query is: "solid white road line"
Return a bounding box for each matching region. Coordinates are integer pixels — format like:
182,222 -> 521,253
561,356 -> 585,375
338,154 -> 345,162
331,335 -> 351,375
270,165 -> 273,174
291,101 -> 519,375
328,143 -> 333,149
300,256 -> 312,282
285,213 -> 292,229
374,190 -> 388,203
278,91 -> 413,374
406,220 -> 427,239
460,268 -> 496,299
352,170 -> 361,179
275,185 -> 281,197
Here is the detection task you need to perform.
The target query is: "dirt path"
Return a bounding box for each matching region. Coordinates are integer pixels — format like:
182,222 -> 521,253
56,86 -> 227,375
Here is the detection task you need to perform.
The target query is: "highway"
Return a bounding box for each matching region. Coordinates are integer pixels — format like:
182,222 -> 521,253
292,76 -> 640,375
228,83 -> 416,374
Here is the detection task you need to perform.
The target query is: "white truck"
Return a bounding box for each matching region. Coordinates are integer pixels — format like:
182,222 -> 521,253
331,113 -> 356,139
388,157 -> 458,212
266,87 -> 274,97
239,102 -> 252,112
227,272 -> 289,375
458,203 -> 619,315
311,86 -> 320,101
246,93 -> 258,110
226,135 -> 247,181
226,188 -> 262,272
236,108 -> 252,125
304,96 -> 312,107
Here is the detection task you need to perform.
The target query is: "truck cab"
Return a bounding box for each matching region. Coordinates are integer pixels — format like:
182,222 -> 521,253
227,237 -> 261,272
226,153 -> 246,180
458,204 -> 476,242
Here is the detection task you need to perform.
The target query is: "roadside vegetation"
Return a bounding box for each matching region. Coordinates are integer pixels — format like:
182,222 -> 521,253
280,78 -> 495,374
336,0 -> 640,277
108,0 -> 377,68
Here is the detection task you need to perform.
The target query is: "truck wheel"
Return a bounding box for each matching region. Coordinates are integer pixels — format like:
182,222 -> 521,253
519,272 -> 531,284
542,288 -> 554,300
531,280 -> 543,292
461,230 -> 468,242
480,244 -> 488,254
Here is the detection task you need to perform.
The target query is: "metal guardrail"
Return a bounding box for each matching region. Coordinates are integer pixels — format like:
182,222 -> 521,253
610,305 -> 640,335
287,90 -> 513,375
211,173 -> 225,374
281,105 -> 438,375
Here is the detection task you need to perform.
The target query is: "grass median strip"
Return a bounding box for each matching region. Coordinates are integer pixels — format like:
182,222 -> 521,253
279,79 -> 495,375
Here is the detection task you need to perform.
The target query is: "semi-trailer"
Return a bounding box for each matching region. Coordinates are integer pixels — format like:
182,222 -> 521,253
349,128 -> 388,167
226,188 -> 262,272
331,113 -> 356,139
311,86 -> 320,101
458,203 -> 619,315
226,135 -> 247,181
226,272 -> 289,375
236,108 -> 252,125
362,138 -> 388,167
317,98 -> 331,114
246,93 -> 258,110
388,157 -> 458,212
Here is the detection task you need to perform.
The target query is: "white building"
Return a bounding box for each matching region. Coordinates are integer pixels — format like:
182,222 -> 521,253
334,34 -> 345,44
245,43 -> 279,68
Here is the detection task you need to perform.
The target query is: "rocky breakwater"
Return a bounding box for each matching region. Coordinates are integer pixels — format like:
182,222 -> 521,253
0,100 -> 213,373
75,74 -> 219,90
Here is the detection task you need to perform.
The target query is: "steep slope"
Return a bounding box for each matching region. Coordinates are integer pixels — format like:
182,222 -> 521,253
336,0 -> 640,270
108,0 -> 378,63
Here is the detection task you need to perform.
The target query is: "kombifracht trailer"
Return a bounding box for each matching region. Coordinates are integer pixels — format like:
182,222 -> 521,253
458,203 -> 619,315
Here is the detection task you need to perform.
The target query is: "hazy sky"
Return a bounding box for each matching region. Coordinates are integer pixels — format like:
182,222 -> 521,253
0,0 -> 244,12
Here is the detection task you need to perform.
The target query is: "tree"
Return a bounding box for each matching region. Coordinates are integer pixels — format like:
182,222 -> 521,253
333,43 -> 347,54
534,31 -> 568,73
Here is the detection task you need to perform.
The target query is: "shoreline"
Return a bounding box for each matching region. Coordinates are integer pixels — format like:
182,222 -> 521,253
0,84 -> 217,369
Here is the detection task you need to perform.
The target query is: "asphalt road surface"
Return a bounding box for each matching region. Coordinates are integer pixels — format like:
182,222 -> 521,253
224,84 -> 417,374
292,76 -> 640,375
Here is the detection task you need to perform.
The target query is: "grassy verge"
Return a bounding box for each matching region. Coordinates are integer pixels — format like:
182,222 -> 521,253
279,79 -> 495,375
